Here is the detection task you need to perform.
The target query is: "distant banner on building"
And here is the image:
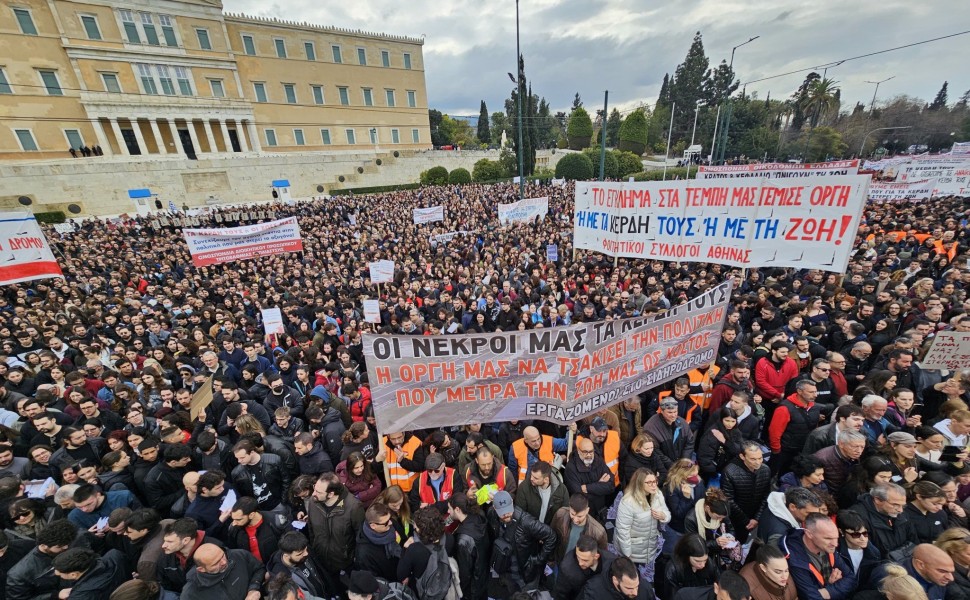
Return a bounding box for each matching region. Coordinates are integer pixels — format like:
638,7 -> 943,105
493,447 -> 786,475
413,206 -> 445,225
0,213 -> 63,285
498,197 -> 549,224
364,281 -> 730,432
951,142 -> 970,155
573,177 -> 870,271
868,179 -> 937,202
896,156 -> 970,196
921,332 -> 970,371
696,160 -> 859,180
183,217 -> 302,267
369,260 -> 395,284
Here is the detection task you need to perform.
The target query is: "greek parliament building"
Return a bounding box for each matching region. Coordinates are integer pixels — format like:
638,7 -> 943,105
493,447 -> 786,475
0,0 -> 431,161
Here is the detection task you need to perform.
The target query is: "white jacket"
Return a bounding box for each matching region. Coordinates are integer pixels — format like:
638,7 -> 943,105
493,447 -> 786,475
614,492 -> 670,563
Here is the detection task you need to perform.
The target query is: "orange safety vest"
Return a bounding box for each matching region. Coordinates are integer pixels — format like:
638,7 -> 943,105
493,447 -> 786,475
578,431 -> 620,485
383,435 -> 422,492
657,391 -> 699,424
808,552 -> 835,585
465,463 -> 507,491
688,366 -> 719,410
417,468 -> 455,505
511,436 -> 555,482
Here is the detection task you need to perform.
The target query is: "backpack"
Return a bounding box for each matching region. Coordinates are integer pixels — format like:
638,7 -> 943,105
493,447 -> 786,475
379,579 -> 418,600
416,542 -> 460,600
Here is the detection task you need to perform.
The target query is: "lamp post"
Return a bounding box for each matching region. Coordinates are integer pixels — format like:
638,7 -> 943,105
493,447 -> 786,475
514,0 -> 524,199
715,35 -> 759,164
866,76 -> 895,115
859,125 -> 911,157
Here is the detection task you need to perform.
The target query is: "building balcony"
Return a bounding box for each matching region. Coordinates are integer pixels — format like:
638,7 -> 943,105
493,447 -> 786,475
79,90 -> 254,120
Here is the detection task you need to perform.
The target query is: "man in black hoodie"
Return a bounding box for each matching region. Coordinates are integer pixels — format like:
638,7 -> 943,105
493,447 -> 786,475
580,556 -> 653,600
555,535 -> 616,600
52,547 -> 126,600
294,432 -> 334,476
267,531 -> 334,600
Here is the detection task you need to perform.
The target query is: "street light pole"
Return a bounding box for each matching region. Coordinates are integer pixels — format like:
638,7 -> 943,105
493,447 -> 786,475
515,0 -> 525,200
716,35 -> 759,164
686,101 -> 700,178
859,125 -> 911,157
866,76 -> 895,115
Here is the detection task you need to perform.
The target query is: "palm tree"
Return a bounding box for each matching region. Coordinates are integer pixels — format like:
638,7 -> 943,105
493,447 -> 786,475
801,78 -> 840,128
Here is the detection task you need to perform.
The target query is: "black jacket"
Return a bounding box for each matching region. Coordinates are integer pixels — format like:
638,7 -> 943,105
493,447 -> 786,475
157,533 -> 223,594
354,523 -> 401,581
0,536 -> 34,600
182,548 -> 265,600
721,459 -> 771,524
64,550 -> 127,600
836,536 -> 881,589
227,511 -> 290,562
306,490 -> 365,571
266,549 -> 333,599
564,453 -> 615,516
696,426 -> 743,481
298,441 -> 335,476
487,505 -> 558,583
621,450 -> 672,488
664,556 -> 720,599
850,493 -> 918,556
903,502 -> 948,544
514,471 -> 569,525
554,549 -> 615,600
580,563 -> 654,600
454,513 -> 491,600
231,452 -> 289,511
144,462 -> 188,517
7,547 -> 60,600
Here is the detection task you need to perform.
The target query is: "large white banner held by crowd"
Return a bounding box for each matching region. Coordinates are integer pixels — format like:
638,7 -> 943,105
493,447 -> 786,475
0,213 -> 63,285
695,160 -> 859,180
412,206 -> 445,225
497,197 -> 549,224
573,176 -> 870,271
183,217 -> 303,267
896,156 -> 970,196
868,179 -> 937,202
921,332 -> 970,371
364,281 -> 730,432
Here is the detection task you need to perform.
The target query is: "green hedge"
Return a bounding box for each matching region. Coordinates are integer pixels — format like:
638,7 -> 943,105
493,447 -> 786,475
630,167 -> 691,181
555,153 -> 595,180
329,183 -> 422,195
35,211 -> 66,224
448,168 -> 472,184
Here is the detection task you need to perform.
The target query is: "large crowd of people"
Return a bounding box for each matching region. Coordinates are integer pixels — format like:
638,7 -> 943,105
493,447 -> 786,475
0,178 -> 968,600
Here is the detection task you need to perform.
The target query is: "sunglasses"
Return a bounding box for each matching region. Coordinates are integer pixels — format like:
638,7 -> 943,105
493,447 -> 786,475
844,530 -> 869,538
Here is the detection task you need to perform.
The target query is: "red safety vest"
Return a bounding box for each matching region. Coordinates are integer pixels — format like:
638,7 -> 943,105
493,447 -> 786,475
417,468 -> 455,504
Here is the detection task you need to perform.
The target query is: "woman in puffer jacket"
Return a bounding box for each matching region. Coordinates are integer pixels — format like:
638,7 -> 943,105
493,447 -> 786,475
615,468 -> 670,569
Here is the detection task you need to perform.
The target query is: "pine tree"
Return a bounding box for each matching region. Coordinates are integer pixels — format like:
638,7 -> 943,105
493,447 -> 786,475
789,72 -> 820,131
669,32 -> 711,143
658,74 -> 671,107
929,81 -> 949,111
703,59 -> 737,105
606,108 -> 622,147
572,93 -> 583,110
477,101 -> 490,144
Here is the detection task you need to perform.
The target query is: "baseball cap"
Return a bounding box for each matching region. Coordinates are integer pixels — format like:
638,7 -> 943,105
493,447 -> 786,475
425,452 -> 445,471
590,417 -> 609,431
493,491 -> 514,516
887,431 -> 917,445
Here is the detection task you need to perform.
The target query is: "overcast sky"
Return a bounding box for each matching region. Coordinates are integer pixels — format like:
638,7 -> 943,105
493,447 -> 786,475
223,0 -> 969,117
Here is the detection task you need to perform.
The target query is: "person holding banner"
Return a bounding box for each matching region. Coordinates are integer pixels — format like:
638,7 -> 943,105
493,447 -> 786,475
508,426 -> 571,484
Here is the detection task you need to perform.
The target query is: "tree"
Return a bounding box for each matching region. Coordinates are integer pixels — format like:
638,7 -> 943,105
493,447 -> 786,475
448,168 -> 472,184
789,73 -> 820,131
477,101 -> 491,144
429,109 -> 447,146
614,151 -> 643,177
657,74 -> 672,107
438,114 -> 475,147
647,104 -> 670,152
668,32 -> 710,143
566,107 -> 594,150
535,98 -> 560,150
572,93 -> 583,110
555,153 -> 594,180
801,77 -> 839,128
582,148 -> 618,178
605,109 -> 622,147
703,59 -> 738,105
618,109 -> 649,155
420,166 -> 449,185
473,158 -> 506,181
490,111 -> 511,146
929,81 -> 949,111
795,126 -> 846,162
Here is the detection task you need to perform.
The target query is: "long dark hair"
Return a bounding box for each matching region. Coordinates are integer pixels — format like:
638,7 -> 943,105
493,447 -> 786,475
672,533 -> 709,571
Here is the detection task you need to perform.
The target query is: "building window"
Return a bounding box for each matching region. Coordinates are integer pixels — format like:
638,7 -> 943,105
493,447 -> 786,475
15,129 -> 38,151
370,128 -> 378,144
13,8 -> 37,35
196,29 -> 211,50
120,10 -> 140,43
362,88 -> 373,107
346,129 -> 356,144
311,85 -> 324,105
242,34 -> 256,55
80,15 -> 102,40
136,64 -> 157,94
101,72 -> 121,93
209,79 -> 225,98
38,70 -> 63,96
294,129 -> 305,146
253,82 -> 267,103
65,129 -> 83,149
274,38 -> 287,58
357,48 -> 366,65
407,90 -> 416,108
381,50 -> 390,67
391,129 -> 400,144
265,129 -> 277,147
304,42 -> 315,61
0,68 -> 14,94
385,89 -> 395,107
174,67 -> 192,95
320,129 -> 331,145
338,87 -> 349,106
331,45 -> 342,63
159,15 -> 178,47
283,83 -> 296,104
156,65 -> 175,95
412,128 -> 420,143
141,13 -> 159,45
403,53 -> 412,70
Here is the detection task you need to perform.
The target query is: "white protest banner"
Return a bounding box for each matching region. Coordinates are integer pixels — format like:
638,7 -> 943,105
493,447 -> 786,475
696,160 -> 859,180
951,142 -> 970,156
369,260 -> 395,284
53,223 -> 74,234
363,299 -> 381,324
497,197 -> 548,224
261,307 -> 285,335
922,332 -> 970,371
867,179 -> 937,202
573,176 -> 870,271
429,231 -> 473,245
183,217 -> 302,267
364,280 -> 730,432
0,213 -> 63,285
552,178 -> 566,187
546,244 -> 558,262
896,156 -> 970,196
412,206 -> 445,225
